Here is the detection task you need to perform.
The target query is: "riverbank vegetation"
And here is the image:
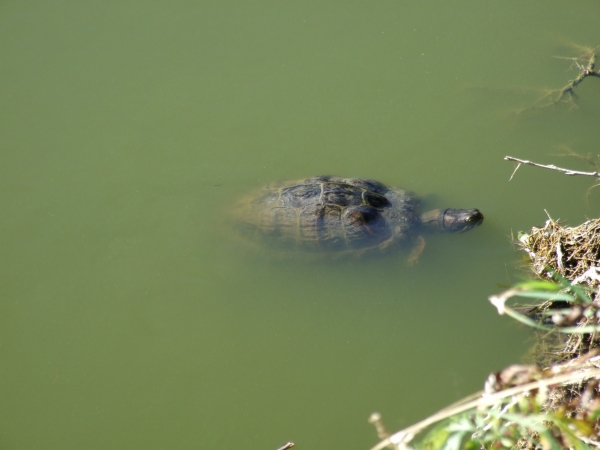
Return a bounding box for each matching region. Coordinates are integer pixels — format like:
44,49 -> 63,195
368,222 -> 600,449
363,42 -> 600,450
367,157 -> 600,449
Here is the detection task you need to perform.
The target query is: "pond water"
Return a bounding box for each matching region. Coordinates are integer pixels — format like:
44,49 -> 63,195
1,1 -> 600,449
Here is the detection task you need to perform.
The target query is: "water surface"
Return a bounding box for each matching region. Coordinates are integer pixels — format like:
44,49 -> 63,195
1,1 -> 600,449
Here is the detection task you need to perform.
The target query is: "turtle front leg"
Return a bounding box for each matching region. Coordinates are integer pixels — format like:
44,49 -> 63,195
407,236 -> 426,265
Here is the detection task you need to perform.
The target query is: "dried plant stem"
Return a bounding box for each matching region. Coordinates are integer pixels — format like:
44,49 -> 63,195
549,49 -> 598,104
517,217 -> 600,283
275,443 -> 294,450
517,45 -> 600,112
368,413 -> 390,440
368,413 -> 398,450
505,156 -> 600,180
369,368 -> 600,450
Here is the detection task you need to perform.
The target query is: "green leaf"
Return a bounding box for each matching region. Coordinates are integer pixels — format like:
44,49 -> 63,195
568,284 -> 594,303
589,406 -> 600,421
504,308 -> 543,328
513,291 -> 575,301
559,324 -> 600,334
515,280 -> 561,291
440,432 -> 465,450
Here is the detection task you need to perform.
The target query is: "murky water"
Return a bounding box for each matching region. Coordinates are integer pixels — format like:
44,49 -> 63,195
2,1 -> 600,448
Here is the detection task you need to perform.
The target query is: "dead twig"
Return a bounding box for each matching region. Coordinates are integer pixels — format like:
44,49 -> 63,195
505,156 -> 600,180
369,368 -> 600,450
276,443 -> 294,450
518,45 -> 600,112
368,413 -> 400,450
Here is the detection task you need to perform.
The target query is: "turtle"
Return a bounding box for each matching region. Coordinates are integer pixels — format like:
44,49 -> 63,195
232,176 -> 483,259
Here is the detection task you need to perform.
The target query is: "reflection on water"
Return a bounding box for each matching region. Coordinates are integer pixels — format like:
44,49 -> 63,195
1,0 -> 600,448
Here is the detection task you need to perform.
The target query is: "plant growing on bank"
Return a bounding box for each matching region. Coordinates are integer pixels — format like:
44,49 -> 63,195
364,42 -> 600,450
368,166 -> 600,448
368,277 -> 600,450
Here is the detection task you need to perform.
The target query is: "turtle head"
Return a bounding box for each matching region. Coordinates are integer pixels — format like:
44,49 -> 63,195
420,208 -> 484,233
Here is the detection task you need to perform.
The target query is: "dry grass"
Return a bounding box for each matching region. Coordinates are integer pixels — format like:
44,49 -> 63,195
518,216 -> 600,286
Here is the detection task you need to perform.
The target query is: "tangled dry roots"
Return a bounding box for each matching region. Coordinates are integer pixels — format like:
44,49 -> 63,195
518,217 -> 600,287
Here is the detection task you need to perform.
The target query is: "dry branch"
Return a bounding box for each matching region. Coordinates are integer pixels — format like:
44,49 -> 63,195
275,443 -> 294,450
368,367 -> 600,450
504,155 -> 600,180
519,45 -> 600,112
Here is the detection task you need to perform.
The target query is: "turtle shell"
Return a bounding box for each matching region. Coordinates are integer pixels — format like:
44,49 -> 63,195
233,176 -> 419,253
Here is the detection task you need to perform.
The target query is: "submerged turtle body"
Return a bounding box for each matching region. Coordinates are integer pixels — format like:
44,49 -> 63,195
234,176 -> 483,255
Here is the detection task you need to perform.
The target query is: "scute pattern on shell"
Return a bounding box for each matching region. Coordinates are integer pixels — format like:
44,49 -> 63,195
234,176 -> 419,254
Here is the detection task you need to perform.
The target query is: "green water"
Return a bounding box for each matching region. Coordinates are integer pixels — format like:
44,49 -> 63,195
2,1 -> 600,448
